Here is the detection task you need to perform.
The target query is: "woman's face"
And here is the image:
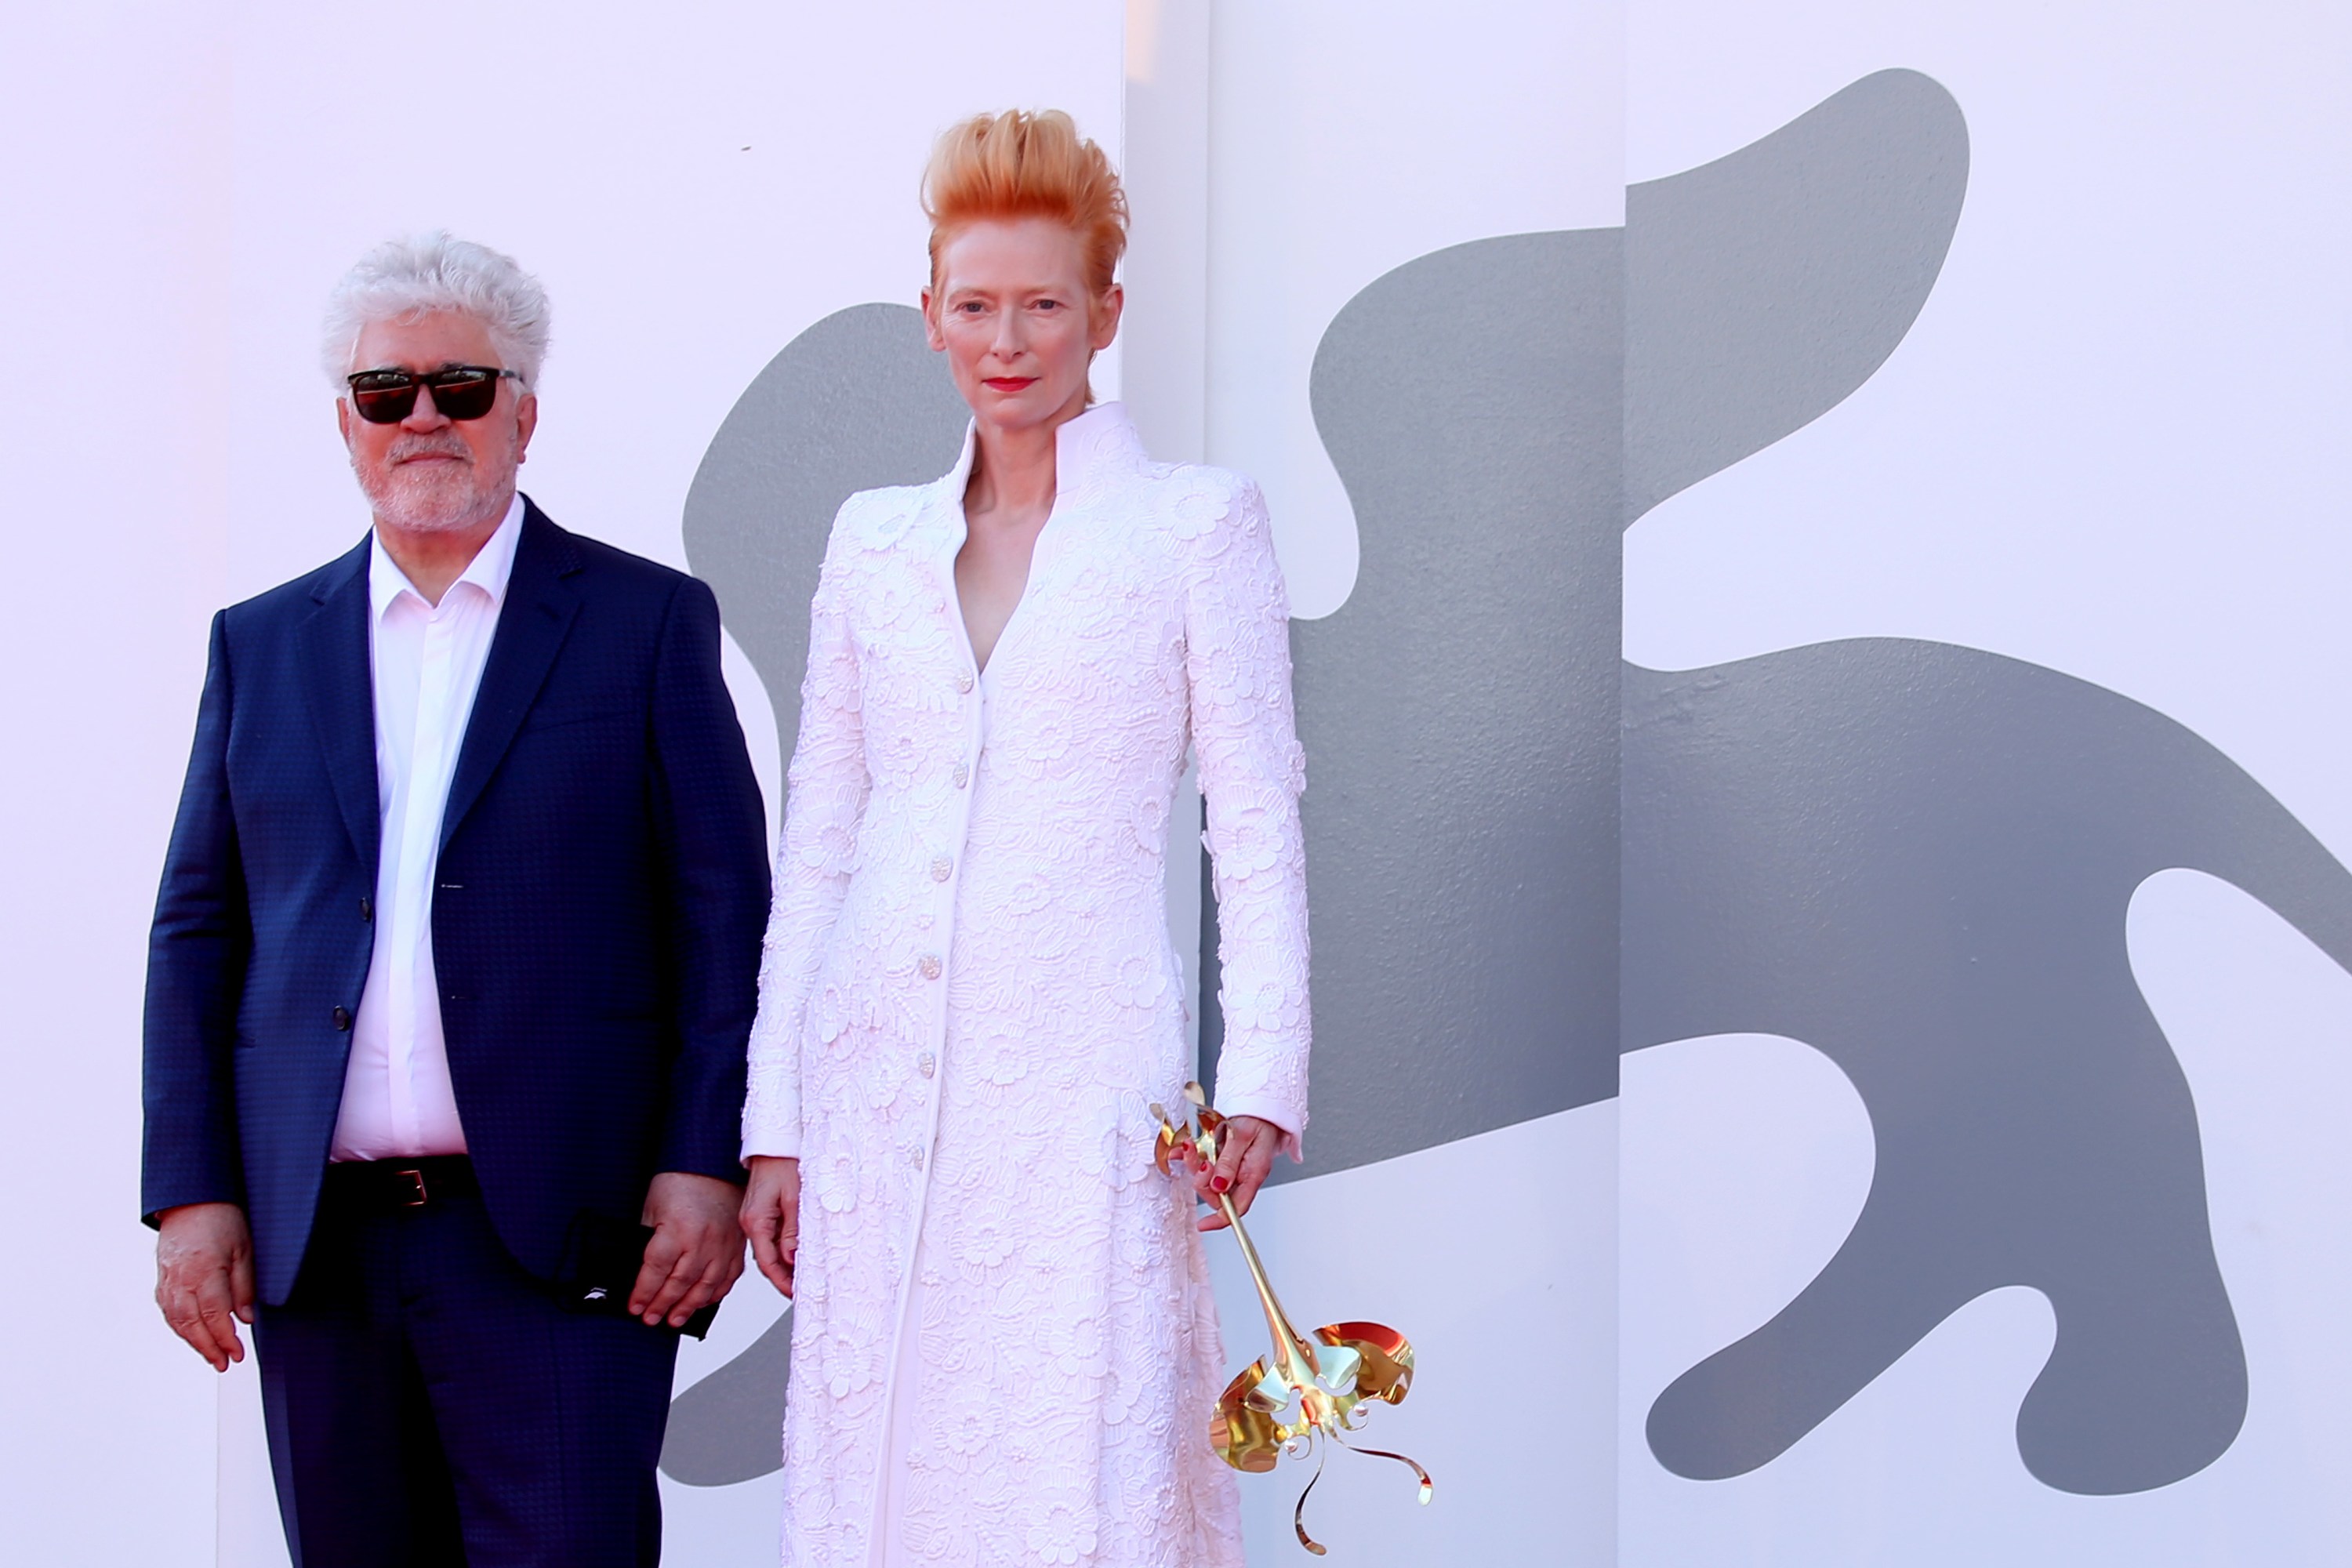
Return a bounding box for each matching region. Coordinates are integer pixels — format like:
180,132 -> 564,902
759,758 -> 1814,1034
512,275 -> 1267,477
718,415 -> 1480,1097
924,216 -> 1122,436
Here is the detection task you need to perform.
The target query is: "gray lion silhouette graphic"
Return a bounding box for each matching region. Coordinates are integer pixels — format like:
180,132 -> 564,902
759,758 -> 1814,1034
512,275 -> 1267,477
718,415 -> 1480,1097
664,68 -> 2352,1499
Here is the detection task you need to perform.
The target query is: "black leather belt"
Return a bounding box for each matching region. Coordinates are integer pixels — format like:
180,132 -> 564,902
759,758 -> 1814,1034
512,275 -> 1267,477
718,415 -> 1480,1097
322,1154 -> 479,1211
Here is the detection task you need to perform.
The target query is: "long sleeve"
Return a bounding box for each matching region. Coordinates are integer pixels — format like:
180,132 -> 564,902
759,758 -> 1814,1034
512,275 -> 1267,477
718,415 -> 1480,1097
646,575 -> 773,1182
742,508 -> 871,1160
143,611 -> 252,1222
1185,479 -> 1312,1155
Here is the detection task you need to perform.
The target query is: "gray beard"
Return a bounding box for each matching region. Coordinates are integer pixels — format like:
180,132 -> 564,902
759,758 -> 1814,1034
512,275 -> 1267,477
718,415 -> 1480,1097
354,441 -> 512,535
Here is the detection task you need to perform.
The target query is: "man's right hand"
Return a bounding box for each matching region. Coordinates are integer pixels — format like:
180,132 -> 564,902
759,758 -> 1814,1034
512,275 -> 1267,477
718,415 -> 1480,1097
739,1156 -> 800,1298
155,1202 -> 256,1371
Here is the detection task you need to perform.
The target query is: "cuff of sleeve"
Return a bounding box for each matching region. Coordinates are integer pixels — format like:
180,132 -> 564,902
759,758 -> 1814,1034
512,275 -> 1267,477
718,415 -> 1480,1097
656,1134 -> 752,1187
741,1128 -> 803,1163
1212,1094 -> 1305,1163
141,1166 -> 249,1230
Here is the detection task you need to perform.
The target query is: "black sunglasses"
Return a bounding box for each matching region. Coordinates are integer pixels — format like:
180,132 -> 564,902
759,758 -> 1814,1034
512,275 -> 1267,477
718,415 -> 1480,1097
345,365 -> 521,424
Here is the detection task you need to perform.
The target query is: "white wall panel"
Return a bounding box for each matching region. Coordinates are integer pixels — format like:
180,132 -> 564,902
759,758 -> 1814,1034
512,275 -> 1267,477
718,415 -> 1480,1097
19,5 -> 2352,1565
1199,4 -> 1625,1561
1205,0 -> 1625,618
1623,0 -> 2352,852
0,10 -> 229,1565
1621,5 -> 2352,1562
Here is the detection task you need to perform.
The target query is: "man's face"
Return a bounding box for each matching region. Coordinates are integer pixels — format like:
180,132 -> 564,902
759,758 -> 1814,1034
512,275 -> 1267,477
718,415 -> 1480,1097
338,310 -> 536,535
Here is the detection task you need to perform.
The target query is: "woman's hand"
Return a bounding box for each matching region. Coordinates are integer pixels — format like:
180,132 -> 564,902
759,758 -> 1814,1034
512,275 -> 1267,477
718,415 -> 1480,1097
739,1155 -> 802,1297
1182,1114 -> 1283,1233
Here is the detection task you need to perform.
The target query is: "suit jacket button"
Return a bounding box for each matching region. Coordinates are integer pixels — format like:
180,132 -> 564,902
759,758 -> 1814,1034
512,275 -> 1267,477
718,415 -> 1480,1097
332,1006 -> 352,1031
359,897 -> 373,922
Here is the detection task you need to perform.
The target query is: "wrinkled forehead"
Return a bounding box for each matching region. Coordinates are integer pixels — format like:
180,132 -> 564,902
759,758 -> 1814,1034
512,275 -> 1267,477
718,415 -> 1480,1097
346,307 -> 504,374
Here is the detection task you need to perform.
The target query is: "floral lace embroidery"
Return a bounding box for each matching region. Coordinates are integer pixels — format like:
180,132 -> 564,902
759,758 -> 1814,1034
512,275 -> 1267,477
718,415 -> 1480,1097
743,405 -> 1309,1568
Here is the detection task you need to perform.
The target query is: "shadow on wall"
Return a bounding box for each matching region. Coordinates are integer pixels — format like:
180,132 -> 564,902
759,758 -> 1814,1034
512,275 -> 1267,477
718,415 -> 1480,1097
666,68 -> 2352,1500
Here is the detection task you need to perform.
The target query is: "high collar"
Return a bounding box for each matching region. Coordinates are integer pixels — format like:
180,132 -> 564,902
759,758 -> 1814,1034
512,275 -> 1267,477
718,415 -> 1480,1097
935,400 -> 1148,514
1047,400 -> 1148,485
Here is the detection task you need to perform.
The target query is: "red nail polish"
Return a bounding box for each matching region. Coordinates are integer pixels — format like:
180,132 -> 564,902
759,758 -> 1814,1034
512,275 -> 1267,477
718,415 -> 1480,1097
1212,1175 -> 1231,1193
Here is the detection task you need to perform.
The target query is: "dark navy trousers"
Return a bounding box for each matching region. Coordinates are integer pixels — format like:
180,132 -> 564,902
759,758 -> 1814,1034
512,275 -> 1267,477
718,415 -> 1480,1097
256,1185 -> 678,1567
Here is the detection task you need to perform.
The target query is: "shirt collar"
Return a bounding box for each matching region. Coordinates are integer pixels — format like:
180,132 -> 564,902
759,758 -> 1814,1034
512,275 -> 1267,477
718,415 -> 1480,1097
368,492 -> 526,620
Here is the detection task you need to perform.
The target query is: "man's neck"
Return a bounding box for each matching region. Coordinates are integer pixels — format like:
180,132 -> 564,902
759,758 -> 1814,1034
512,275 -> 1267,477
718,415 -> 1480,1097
376,495 -> 512,606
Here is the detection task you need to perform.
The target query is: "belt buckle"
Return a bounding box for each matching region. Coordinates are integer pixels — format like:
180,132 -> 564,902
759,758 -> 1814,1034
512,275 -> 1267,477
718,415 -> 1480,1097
394,1167 -> 428,1207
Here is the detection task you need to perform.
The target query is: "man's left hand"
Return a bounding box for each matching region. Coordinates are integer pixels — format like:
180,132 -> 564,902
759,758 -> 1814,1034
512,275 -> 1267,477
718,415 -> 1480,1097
630,1172 -> 748,1328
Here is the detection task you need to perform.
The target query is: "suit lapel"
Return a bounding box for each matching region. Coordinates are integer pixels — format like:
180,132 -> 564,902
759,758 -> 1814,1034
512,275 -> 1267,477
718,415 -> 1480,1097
297,539 -> 380,875
439,501 -> 582,853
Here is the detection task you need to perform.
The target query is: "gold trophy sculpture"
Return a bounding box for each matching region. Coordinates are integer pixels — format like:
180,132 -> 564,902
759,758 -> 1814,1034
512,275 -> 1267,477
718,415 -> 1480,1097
1152,1083 -> 1432,1556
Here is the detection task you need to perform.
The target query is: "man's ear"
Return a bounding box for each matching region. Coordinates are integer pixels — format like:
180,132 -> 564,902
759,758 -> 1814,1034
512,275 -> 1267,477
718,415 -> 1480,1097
336,397 -> 352,445
514,391 -> 538,464
1624,68 -> 1969,524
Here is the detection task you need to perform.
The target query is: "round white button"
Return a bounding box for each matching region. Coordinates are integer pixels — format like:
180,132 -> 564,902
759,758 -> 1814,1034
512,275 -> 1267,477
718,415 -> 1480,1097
918,954 -> 942,980
955,671 -> 975,693
930,855 -> 953,882
917,1051 -> 936,1078
952,763 -> 970,788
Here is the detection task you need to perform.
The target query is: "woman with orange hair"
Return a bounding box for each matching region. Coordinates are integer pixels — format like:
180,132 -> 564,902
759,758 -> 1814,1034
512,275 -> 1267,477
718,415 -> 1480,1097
739,110 -> 1309,1566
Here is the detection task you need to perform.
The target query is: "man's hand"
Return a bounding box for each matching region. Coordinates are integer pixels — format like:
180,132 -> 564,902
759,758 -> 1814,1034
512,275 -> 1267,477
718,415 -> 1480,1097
630,1172 -> 749,1328
739,1156 -> 800,1298
155,1203 -> 256,1370
1179,1115 -> 1283,1233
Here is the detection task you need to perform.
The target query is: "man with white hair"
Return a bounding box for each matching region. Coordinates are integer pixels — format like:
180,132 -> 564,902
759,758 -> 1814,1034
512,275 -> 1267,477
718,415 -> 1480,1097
141,233 -> 769,1565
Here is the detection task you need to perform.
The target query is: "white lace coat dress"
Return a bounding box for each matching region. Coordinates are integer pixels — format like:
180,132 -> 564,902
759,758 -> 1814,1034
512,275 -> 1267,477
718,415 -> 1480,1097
742,404 -> 1311,1568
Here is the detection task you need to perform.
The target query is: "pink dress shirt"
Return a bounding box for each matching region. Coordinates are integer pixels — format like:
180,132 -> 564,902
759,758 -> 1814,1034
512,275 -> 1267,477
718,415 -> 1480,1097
328,495 -> 524,1162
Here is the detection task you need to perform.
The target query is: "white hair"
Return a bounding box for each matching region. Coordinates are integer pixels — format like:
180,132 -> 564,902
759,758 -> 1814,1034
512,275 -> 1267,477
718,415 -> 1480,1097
321,230 -> 552,391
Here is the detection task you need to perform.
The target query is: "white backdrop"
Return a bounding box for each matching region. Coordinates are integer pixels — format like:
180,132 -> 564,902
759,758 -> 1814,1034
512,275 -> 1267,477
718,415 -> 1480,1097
5,2 -> 2348,1565
1621,2 -> 2352,1563
1,10 -> 228,1566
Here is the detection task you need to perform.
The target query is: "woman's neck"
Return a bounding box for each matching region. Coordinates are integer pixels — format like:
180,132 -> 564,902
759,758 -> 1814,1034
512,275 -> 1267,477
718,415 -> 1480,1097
964,394 -> 1087,529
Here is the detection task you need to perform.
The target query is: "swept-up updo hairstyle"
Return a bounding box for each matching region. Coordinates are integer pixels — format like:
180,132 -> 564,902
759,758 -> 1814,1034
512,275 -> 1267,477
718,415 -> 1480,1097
922,109 -> 1128,309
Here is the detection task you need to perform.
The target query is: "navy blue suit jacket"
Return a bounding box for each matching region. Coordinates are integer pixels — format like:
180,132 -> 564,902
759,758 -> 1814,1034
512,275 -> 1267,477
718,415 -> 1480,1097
142,499 -> 770,1305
